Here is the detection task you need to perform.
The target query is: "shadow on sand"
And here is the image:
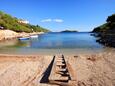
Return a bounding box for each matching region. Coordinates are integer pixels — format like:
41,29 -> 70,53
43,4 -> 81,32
40,56 -> 55,83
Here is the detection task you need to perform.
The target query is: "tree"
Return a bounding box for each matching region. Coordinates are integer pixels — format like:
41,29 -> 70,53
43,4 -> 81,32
0,11 -> 49,33
106,14 -> 115,22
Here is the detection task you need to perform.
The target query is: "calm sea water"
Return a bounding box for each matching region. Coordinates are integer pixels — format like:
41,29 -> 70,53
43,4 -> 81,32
0,32 -> 110,55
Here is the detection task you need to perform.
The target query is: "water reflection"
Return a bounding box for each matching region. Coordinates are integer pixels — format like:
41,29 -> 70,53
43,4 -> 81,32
0,32 -> 113,55
0,39 -> 18,47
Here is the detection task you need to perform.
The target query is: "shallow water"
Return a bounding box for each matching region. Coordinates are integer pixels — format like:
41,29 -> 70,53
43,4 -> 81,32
0,32 -> 113,55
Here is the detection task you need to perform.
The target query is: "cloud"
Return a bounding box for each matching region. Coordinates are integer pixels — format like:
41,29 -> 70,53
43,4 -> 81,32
41,19 -> 52,22
41,18 -> 63,23
53,19 -> 64,23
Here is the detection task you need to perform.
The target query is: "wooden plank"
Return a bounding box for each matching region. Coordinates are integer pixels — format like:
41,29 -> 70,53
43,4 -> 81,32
66,62 -> 77,81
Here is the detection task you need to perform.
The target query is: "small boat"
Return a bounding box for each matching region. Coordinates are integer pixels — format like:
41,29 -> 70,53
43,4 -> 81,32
18,37 -> 30,40
30,35 -> 38,38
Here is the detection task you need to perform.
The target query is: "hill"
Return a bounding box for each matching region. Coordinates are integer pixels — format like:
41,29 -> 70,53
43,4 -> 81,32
0,11 -> 49,33
61,30 -> 78,33
92,14 -> 115,34
92,14 -> 115,47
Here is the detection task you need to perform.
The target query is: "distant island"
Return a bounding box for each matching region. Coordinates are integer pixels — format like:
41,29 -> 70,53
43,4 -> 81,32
61,30 -> 78,33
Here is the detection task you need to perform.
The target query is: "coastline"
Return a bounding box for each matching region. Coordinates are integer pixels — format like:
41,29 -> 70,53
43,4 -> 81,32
0,30 -> 44,41
0,30 -> 115,85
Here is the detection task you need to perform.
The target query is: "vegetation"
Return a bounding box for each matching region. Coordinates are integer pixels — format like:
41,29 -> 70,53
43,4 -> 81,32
92,14 -> 115,34
0,11 -> 49,33
61,30 -> 78,33
92,14 -> 115,47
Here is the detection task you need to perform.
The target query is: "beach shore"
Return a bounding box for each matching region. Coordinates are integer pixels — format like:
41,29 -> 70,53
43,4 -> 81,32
0,51 -> 115,86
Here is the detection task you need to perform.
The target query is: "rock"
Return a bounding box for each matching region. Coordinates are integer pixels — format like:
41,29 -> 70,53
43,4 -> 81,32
0,30 -> 18,41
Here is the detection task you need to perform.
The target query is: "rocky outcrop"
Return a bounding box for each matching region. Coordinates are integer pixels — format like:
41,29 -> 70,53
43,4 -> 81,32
0,30 -> 18,41
0,30 -> 44,41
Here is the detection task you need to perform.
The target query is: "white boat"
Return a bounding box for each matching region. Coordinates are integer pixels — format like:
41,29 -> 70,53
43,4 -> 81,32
18,37 -> 30,40
30,35 -> 38,38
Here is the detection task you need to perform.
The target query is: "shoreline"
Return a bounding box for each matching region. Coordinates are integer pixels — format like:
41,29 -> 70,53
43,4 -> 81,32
0,30 -> 115,85
0,30 -> 44,41
0,47 -> 114,56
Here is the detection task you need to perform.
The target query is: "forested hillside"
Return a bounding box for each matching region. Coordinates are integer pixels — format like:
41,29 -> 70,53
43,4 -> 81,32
0,11 -> 49,33
92,14 -> 115,34
92,14 -> 115,47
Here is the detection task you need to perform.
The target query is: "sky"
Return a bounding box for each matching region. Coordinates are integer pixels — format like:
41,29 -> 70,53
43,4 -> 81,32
0,0 -> 115,32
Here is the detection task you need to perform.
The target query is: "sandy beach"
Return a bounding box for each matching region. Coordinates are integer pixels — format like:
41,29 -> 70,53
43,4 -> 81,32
0,50 -> 114,86
67,51 -> 115,86
0,55 -> 53,86
0,0 -> 115,86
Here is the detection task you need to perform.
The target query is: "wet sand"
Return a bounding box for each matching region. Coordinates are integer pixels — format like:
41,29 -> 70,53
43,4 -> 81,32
0,51 -> 115,86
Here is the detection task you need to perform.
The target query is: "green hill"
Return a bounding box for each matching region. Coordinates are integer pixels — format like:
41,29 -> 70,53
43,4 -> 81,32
92,14 -> 115,47
92,14 -> 115,34
0,11 -> 49,33
61,30 -> 78,33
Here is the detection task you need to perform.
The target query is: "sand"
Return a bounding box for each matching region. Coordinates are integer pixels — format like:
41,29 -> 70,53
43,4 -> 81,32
0,51 -> 115,86
0,55 -> 53,86
67,51 -> 115,86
